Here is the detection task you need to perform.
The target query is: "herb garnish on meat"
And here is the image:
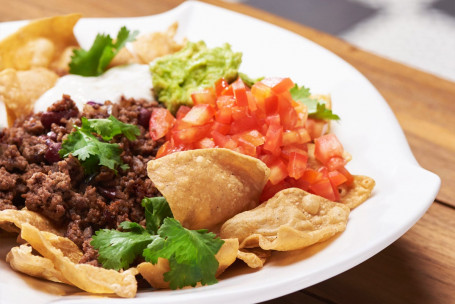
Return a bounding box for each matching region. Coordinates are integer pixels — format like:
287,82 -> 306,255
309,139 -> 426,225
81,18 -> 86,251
59,115 -> 140,173
91,197 -> 225,289
69,26 -> 138,76
290,84 -> 340,120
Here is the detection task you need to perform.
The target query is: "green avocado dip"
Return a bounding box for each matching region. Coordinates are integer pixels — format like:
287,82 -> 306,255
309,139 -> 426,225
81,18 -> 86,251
150,41 -> 242,113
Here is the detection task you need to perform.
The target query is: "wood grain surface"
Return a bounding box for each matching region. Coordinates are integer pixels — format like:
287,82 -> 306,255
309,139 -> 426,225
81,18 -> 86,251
1,0 -> 454,303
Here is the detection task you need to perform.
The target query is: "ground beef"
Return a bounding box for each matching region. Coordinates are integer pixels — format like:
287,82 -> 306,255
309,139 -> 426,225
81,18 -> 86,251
0,96 -> 162,264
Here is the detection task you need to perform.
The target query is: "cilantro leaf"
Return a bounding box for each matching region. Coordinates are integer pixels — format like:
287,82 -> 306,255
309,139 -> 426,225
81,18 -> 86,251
91,221 -> 156,270
81,115 -> 140,141
290,84 -> 340,121
289,83 -> 311,100
59,126 -> 125,174
69,26 -> 138,76
310,103 -> 340,120
142,197 -> 174,235
143,218 -> 224,289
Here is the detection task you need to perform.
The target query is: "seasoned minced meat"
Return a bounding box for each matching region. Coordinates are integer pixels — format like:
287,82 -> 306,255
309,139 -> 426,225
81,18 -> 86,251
0,96 -> 163,263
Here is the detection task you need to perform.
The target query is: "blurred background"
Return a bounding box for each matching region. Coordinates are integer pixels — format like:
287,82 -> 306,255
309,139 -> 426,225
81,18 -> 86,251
223,0 -> 455,82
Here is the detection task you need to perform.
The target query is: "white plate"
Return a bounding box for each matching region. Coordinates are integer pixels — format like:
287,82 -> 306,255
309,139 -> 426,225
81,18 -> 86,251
0,1 -> 440,303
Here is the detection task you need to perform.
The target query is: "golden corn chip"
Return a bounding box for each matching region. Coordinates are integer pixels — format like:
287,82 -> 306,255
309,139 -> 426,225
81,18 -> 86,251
0,14 -> 80,71
137,238 -> 239,289
147,148 -> 270,230
0,209 -> 62,235
6,244 -> 65,283
0,67 -> 58,121
20,223 -> 138,298
132,22 -> 183,64
237,248 -> 271,268
220,188 -> 350,251
339,175 -> 376,209
49,46 -> 77,76
110,23 -> 183,67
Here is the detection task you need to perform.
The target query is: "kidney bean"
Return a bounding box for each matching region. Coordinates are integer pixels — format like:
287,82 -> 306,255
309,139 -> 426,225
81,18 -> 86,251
40,109 -> 79,129
98,186 -> 117,200
138,108 -> 151,129
44,141 -> 62,163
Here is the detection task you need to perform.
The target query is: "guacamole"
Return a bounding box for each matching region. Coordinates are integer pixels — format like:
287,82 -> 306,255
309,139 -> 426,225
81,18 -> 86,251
150,41 -> 242,113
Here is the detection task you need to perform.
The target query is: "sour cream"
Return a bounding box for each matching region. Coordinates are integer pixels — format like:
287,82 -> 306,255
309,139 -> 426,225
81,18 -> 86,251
34,64 -> 154,113
0,99 -> 7,131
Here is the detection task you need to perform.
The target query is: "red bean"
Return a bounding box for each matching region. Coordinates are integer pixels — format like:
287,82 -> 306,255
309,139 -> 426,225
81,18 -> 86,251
138,108 -> 151,129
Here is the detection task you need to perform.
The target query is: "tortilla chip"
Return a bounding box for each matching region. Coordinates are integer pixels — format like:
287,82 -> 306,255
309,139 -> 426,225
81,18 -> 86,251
49,46 -> 77,76
0,14 -> 80,71
237,248 -> 271,268
137,238 -> 239,289
0,68 -> 58,120
132,22 -> 183,64
0,209 -> 62,235
6,244 -> 66,283
339,175 -> 375,209
147,148 -> 270,230
220,188 -> 350,251
20,223 -> 138,298
110,23 -> 183,67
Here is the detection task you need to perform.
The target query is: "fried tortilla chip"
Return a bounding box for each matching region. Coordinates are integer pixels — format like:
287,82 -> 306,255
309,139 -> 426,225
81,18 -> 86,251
220,188 -> 350,251
0,209 -> 62,235
6,244 -> 66,283
110,23 -> 183,67
0,68 -> 58,120
138,238 -> 239,289
20,223 -> 138,298
0,14 -> 80,71
237,248 -> 271,268
339,175 -> 376,209
147,148 -> 270,230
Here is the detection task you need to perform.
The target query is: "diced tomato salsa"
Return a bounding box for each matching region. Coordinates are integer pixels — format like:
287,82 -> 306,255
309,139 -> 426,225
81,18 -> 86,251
151,77 -> 353,202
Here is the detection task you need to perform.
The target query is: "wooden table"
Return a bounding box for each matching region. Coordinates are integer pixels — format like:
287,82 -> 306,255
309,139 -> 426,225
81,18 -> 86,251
2,1 -> 454,303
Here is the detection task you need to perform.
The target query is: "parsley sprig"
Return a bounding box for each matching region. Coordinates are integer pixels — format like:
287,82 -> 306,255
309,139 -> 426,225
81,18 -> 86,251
69,26 -> 138,76
91,197 -> 225,289
290,84 -> 340,120
59,115 -> 140,174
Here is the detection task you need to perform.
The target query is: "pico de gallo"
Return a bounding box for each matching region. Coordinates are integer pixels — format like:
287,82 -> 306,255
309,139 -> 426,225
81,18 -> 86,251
149,76 -> 353,202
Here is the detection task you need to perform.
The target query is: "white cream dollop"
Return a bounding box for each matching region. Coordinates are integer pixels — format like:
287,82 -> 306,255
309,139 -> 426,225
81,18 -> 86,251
34,64 -> 154,113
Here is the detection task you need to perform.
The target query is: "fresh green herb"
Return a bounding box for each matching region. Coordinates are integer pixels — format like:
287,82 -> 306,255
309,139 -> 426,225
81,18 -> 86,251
69,26 -> 138,76
142,197 -> 173,235
59,115 -> 139,174
143,218 -> 224,289
239,72 -> 263,87
91,222 -> 157,270
290,84 -> 340,120
82,115 -> 140,141
91,197 -> 224,289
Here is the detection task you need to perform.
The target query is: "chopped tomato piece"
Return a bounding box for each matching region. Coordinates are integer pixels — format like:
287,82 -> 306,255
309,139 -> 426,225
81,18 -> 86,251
182,104 -> 215,126
215,78 -> 229,96
212,121 -> 230,135
149,108 -> 175,140
311,177 -> 338,201
195,137 -> 216,149
264,123 -> 283,154
326,156 -> 346,171
287,152 -> 308,179
191,89 -> 216,106
328,170 -> 348,187
215,107 -> 232,124
338,166 -> 354,186
172,123 -> 212,144
314,133 -> 344,165
232,78 -> 248,107
176,106 -> 191,119
268,159 -> 288,185
261,77 -> 294,94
